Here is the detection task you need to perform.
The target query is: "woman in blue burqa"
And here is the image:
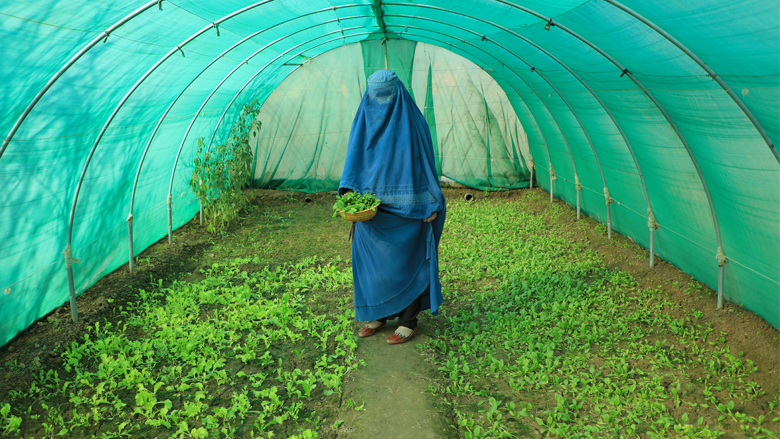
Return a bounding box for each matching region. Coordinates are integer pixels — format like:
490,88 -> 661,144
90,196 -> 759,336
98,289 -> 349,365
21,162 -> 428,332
339,70 -> 446,345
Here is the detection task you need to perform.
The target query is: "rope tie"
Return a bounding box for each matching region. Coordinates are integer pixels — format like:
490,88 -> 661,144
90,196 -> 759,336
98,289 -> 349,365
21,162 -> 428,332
647,209 -> 659,230
167,193 -> 173,207
127,213 -> 133,223
212,22 -> 220,37
716,246 -> 728,267
604,187 -> 614,204
550,167 -> 556,180
62,243 -> 81,269
575,175 -> 582,191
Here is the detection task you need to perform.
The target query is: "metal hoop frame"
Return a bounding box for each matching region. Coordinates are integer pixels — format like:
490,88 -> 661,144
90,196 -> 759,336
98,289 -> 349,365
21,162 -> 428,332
3,1 -> 751,320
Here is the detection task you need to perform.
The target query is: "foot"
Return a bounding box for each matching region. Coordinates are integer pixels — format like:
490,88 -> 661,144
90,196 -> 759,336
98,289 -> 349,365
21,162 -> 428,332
387,326 -> 417,345
358,320 -> 386,338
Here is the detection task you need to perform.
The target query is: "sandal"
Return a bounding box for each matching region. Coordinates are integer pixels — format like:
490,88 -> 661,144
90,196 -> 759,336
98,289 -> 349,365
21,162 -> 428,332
358,321 -> 386,338
387,327 -> 418,345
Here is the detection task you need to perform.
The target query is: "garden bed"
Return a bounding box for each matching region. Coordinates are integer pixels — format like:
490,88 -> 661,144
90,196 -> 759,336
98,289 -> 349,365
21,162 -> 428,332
0,188 -> 777,438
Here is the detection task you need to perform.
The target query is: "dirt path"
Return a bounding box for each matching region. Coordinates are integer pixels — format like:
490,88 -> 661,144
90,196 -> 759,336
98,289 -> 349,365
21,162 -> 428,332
338,320 -> 451,439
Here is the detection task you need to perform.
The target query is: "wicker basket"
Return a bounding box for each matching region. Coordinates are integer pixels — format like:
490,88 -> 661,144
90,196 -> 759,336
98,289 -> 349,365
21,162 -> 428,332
339,203 -> 380,222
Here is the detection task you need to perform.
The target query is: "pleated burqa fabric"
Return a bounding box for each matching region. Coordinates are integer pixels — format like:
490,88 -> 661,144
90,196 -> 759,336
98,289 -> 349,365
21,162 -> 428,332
339,70 -> 446,322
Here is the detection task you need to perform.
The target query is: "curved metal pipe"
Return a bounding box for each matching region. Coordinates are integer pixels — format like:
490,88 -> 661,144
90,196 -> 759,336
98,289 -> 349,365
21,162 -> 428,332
604,0 -> 779,164
385,25 -> 580,209
206,25 -> 559,208
128,7 -> 548,251
128,10 -> 368,254
193,4 -> 718,280
67,2 -> 370,298
132,9 -> 366,270
130,5 -> 366,215
531,71 -> 611,233
488,0 -> 726,300
199,20 -> 559,205
499,78 -> 554,201
382,6 -> 614,213
384,5 -> 645,229
430,22 -> 607,224
379,4 -> 675,261
214,38 -> 558,195
0,0 -> 163,162
169,24 -> 365,192
384,2 -> 714,272
78,0 -> 282,270
164,26 -> 366,243
165,30 -> 371,242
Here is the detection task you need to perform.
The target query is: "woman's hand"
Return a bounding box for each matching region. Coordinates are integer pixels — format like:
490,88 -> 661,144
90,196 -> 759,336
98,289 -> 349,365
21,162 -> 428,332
423,212 -> 438,223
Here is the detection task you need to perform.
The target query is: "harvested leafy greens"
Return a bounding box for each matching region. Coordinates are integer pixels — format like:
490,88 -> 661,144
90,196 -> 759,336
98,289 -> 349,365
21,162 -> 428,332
332,192 -> 381,217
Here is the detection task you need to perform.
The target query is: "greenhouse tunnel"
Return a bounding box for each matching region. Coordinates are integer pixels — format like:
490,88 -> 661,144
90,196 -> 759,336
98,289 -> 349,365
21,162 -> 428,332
0,0 -> 778,348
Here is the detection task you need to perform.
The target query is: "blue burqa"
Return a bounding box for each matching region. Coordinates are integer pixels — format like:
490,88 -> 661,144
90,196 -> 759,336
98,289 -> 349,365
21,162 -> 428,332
339,70 -> 446,322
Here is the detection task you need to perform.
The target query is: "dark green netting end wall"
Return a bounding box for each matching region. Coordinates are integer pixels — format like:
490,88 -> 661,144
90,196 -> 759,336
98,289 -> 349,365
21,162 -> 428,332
250,40 -> 531,192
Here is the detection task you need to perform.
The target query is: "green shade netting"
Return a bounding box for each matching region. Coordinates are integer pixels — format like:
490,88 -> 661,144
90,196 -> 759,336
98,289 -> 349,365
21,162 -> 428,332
0,0 -> 777,348
251,40 -> 530,192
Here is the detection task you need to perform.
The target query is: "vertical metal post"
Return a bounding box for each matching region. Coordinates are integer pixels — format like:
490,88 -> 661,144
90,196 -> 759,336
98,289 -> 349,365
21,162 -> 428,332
717,266 -> 725,309
648,209 -> 658,268
549,167 -> 554,203
605,187 -> 613,239
575,175 -> 582,220
576,188 -> 581,219
66,267 -> 78,323
199,200 -> 204,225
127,214 -> 134,272
717,247 -> 727,309
62,244 -> 79,323
167,193 -> 173,244
529,162 -> 534,189
649,227 -> 655,268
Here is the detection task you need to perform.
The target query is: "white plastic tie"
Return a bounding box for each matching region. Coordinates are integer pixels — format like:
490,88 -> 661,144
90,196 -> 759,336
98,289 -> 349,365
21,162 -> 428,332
550,167 -> 556,180
126,212 -> 133,223
4,288 -> 10,296
647,209 -> 659,230
167,193 -> 173,207
62,244 -> 81,269
716,246 -> 728,267
604,187 -> 614,204
575,175 -> 582,191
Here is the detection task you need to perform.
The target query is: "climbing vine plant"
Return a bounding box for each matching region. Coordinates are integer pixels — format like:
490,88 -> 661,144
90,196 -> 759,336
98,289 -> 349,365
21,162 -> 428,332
190,100 -> 261,234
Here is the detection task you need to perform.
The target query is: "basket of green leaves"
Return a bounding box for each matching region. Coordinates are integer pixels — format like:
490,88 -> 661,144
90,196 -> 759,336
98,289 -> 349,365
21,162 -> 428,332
332,192 -> 381,222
